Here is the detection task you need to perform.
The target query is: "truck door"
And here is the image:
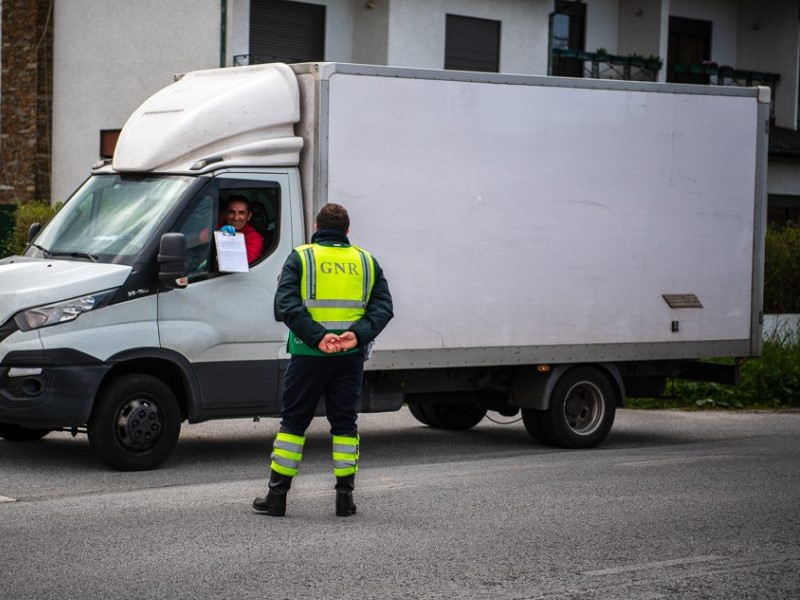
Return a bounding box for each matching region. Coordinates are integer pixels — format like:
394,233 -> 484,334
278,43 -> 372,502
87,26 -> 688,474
157,172 -> 295,417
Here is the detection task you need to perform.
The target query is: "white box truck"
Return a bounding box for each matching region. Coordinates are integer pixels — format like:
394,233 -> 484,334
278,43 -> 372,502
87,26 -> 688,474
0,63 -> 768,470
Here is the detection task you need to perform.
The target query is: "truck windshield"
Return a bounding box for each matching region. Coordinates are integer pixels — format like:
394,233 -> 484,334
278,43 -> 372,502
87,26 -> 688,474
30,174 -> 193,263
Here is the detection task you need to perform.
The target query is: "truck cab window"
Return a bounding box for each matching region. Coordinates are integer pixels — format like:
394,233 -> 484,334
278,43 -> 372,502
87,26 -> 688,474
218,181 -> 281,263
30,174 -> 192,264
178,193 -> 215,279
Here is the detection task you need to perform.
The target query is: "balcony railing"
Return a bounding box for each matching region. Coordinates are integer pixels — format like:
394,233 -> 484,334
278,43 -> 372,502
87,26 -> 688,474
551,49 -> 781,122
551,48 -> 662,82
672,63 -> 780,121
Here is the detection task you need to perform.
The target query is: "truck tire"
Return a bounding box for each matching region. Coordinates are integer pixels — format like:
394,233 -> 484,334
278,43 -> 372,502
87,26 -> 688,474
538,366 -> 616,449
421,403 -> 487,430
407,402 -> 433,425
0,423 -> 52,441
520,409 -> 555,445
88,374 -> 181,471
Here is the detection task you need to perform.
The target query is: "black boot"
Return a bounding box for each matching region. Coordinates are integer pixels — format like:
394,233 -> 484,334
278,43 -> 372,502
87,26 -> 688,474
253,470 -> 293,516
335,475 -> 357,517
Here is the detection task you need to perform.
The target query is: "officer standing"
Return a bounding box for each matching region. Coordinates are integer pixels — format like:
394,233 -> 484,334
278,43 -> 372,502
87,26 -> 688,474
253,203 -> 393,517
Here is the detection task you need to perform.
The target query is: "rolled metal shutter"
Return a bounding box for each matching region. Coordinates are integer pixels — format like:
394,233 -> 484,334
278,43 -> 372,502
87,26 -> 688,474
445,14 -> 500,73
249,0 -> 325,63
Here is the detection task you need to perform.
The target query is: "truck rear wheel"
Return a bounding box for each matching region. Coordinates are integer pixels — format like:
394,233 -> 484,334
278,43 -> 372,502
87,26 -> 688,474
88,374 -> 181,471
0,423 -> 52,441
524,366 -> 616,448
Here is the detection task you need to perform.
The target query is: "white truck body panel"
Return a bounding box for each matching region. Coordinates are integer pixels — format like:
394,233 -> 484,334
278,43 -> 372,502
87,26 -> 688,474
294,64 -> 767,369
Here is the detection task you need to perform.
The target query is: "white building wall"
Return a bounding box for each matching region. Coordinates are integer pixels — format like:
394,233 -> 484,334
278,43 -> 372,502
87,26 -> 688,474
585,0 -> 619,55
617,0 -> 668,81
52,1 -> 221,204
352,0 -> 390,65
228,0 -> 251,61
386,0 -> 552,74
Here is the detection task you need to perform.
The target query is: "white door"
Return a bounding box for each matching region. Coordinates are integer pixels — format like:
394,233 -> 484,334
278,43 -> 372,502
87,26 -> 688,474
158,171 -> 298,414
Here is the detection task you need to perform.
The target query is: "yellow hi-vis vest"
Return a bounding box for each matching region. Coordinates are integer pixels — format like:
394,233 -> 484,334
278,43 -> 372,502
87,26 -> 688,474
287,243 -> 376,356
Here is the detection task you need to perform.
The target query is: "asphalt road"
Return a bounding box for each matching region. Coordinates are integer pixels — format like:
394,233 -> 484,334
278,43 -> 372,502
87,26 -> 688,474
2,408 -> 799,599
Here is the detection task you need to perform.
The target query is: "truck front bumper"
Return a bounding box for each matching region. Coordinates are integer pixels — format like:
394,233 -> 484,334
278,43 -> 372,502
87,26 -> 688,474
0,350 -> 111,428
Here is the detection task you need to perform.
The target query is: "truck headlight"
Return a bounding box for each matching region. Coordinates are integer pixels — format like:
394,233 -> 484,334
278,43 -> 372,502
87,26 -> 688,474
13,290 -> 116,331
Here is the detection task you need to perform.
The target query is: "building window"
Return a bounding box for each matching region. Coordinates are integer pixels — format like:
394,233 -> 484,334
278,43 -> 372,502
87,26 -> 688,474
249,0 -> 325,64
99,129 -> 121,159
549,0 -> 586,77
445,14 -> 501,73
667,17 -> 712,84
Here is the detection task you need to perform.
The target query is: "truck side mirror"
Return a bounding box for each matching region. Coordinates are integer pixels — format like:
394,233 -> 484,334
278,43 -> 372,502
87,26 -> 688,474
158,232 -> 188,289
27,223 -> 41,243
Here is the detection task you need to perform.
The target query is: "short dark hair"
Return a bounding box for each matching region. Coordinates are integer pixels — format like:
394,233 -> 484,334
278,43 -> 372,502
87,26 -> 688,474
316,203 -> 350,232
226,194 -> 252,213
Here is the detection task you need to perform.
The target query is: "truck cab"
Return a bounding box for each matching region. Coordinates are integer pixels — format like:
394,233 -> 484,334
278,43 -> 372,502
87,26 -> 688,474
0,64 -> 308,469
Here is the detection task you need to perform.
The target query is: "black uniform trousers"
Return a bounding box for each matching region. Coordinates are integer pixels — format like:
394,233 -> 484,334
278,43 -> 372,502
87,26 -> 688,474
279,351 -> 365,437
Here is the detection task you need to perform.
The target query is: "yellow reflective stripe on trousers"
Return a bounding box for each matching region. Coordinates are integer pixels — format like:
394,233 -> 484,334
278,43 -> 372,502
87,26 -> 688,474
271,432 -> 305,477
332,434 -> 359,477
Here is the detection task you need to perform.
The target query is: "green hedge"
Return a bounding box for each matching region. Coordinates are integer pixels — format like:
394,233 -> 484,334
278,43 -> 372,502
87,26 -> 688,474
764,226 -> 800,314
0,201 -> 61,258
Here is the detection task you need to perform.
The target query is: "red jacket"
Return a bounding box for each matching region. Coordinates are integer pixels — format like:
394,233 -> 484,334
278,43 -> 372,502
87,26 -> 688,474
240,223 -> 264,263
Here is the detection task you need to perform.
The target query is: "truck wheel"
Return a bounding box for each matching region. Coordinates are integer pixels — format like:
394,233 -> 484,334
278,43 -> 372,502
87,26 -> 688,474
407,402 -> 433,425
520,409 -> 555,445
541,367 -> 616,449
422,403 -> 487,430
88,374 -> 181,471
0,423 -> 52,441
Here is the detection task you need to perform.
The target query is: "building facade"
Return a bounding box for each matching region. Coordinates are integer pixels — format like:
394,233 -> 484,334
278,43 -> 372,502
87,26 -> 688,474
1,0 -> 799,221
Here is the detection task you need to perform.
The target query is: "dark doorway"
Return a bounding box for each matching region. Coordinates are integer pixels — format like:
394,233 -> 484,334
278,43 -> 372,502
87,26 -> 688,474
667,16 -> 712,84
550,0 -> 586,77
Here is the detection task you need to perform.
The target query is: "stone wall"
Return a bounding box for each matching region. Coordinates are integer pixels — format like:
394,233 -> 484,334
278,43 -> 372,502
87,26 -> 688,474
0,0 -> 53,204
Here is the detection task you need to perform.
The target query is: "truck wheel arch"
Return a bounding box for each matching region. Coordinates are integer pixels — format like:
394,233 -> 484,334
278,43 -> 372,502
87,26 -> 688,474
103,349 -> 203,422
510,363 -> 625,411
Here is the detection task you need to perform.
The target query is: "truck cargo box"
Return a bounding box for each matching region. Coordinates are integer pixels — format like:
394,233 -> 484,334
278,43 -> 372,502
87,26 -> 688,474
293,63 -> 767,371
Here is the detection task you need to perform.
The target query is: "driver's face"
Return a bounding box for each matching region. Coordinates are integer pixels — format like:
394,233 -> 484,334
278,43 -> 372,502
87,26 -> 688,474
225,200 -> 251,231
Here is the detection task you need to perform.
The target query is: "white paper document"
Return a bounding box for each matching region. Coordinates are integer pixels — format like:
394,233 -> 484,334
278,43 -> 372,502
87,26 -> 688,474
214,231 -> 249,273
